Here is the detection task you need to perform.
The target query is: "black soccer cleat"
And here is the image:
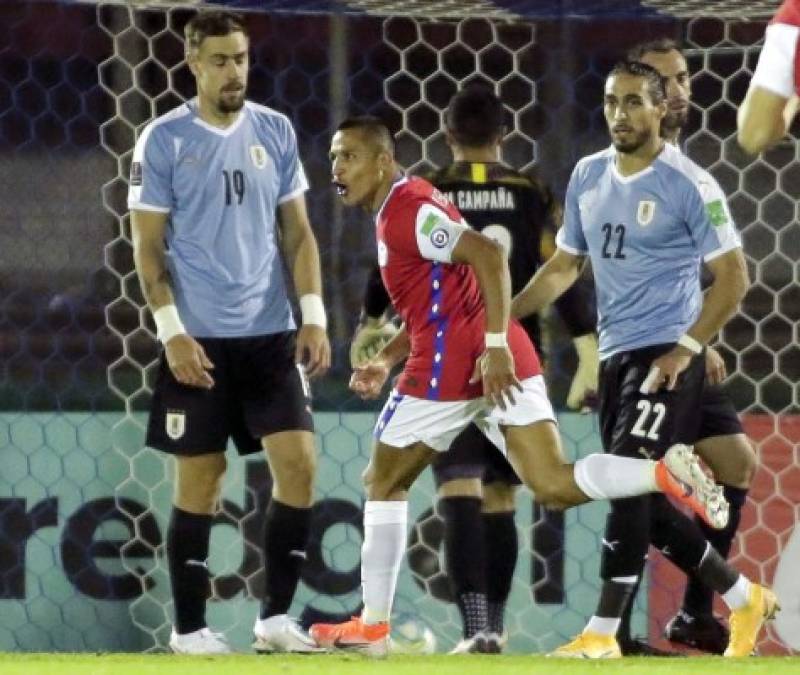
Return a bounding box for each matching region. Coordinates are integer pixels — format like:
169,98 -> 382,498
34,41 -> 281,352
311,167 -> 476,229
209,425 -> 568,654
664,610 -> 729,655
619,636 -> 683,657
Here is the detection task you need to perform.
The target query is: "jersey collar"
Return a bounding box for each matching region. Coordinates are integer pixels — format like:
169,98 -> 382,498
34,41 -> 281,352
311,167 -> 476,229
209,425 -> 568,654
609,143 -> 668,184
189,98 -> 246,137
375,175 -> 409,223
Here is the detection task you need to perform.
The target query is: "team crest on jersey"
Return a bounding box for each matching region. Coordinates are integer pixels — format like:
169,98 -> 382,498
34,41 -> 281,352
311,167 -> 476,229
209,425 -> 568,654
637,200 -> 656,226
250,145 -> 268,169
165,410 -> 186,440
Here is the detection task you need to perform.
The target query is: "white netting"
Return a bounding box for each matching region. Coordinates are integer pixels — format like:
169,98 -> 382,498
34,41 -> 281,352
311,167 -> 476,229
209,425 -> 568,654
0,0 -> 796,655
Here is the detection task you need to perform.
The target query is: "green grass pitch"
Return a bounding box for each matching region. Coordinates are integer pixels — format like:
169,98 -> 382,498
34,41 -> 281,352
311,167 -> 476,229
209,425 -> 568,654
1,654 -> 799,675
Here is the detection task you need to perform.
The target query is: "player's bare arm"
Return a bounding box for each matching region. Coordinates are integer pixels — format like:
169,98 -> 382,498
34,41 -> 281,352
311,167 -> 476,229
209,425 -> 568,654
350,324 -> 410,400
278,195 -> 331,378
451,228 -> 521,409
738,87 -> 796,155
131,209 -> 215,389
511,247 -> 583,321
645,247 -> 748,392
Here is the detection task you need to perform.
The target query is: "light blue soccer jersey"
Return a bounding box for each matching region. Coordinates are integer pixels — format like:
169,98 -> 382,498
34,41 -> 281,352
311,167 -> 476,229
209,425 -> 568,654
556,142 -> 741,359
127,99 -> 308,337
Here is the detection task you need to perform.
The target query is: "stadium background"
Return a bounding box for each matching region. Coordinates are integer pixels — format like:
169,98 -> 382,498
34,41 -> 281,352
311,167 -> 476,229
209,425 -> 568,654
0,0 -> 798,655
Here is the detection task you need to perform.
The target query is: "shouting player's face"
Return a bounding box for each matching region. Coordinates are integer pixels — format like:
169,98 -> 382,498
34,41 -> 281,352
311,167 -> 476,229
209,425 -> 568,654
639,49 -> 691,133
330,130 -> 392,210
604,74 -> 665,153
191,32 -> 249,115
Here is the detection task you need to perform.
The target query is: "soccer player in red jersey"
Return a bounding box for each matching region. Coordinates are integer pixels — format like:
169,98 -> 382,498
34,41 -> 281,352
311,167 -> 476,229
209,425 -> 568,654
309,116 -> 727,656
738,0 -> 800,153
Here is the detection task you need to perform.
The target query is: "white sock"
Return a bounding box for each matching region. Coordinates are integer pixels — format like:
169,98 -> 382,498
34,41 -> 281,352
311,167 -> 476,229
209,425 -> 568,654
722,575 -> 752,611
585,616 -> 621,636
360,500 -> 408,624
574,454 -> 657,500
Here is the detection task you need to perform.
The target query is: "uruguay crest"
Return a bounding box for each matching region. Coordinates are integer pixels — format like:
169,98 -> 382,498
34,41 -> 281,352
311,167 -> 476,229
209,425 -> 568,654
637,200 -> 656,226
166,411 -> 186,440
250,145 -> 268,169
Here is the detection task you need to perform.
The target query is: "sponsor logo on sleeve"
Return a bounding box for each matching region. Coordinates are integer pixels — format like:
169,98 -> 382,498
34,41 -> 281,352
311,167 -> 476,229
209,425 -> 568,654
420,213 -> 450,248
430,228 -> 450,248
705,199 -> 728,227
130,161 -> 142,186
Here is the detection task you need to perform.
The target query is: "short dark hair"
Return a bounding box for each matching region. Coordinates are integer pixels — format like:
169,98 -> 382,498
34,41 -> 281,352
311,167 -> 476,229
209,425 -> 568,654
336,115 -> 395,153
627,37 -> 683,62
445,85 -> 505,147
184,10 -> 248,52
607,61 -> 666,105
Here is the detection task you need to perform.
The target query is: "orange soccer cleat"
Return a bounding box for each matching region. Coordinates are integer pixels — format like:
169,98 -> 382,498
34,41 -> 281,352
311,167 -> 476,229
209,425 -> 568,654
655,444 -> 729,529
309,615 -> 390,657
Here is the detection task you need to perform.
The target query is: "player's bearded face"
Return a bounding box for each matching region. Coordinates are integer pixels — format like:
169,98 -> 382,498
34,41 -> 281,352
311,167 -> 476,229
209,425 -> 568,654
639,50 -> 691,132
604,75 -> 663,153
194,32 -> 249,114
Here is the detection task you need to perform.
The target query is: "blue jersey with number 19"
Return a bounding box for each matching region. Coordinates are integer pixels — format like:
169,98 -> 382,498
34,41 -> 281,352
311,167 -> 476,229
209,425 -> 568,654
127,99 -> 308,338
556,142 -> 741,359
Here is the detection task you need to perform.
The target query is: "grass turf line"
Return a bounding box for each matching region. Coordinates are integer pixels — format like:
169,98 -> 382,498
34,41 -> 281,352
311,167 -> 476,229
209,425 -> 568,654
0,654 -> 798,675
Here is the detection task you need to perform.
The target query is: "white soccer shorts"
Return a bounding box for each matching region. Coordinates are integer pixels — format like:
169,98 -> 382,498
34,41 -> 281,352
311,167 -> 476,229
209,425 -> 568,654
374,375 -> 556,453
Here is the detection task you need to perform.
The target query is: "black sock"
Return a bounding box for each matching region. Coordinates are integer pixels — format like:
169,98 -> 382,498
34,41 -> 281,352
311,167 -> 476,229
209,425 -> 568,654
260,500 -> 311,620
683,485 -> 747,616
167,507 -> 212,634
694,546 -> 740,597
597,580 -> 637,619
617,577 -> 642,643
483,511 -> 517,635
440,497 -> 486,637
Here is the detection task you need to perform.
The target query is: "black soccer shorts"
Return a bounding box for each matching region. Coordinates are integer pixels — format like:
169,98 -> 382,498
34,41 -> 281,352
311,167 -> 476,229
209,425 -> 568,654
598,342 -> 705,460
697,382 -> 745,440
146,331 -> 313,456
432,423 -> 522,488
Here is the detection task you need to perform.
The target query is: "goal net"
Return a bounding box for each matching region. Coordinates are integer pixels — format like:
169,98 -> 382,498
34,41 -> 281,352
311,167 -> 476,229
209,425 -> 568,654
0,0 -> 796,654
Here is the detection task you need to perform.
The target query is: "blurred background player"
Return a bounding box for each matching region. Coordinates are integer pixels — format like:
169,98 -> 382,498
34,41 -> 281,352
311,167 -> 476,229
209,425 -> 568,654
128,10 -> 330,654
309,114 -> 728,657
513,61 -> 776,659
737,0 -> 800,155
350,85 -> 598,653
603,38 -> 759,655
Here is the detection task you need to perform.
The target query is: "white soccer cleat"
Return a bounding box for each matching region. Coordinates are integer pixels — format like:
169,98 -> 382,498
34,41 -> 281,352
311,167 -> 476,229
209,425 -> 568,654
253,614 -> 324,653
448,633 -> 489,654
659,443 -> 730,530
169,627 -> 231,654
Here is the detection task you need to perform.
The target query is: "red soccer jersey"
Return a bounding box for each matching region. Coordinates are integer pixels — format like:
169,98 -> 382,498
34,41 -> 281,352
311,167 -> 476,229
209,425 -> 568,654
772,0 -> 800,94
375,176 -> 541,401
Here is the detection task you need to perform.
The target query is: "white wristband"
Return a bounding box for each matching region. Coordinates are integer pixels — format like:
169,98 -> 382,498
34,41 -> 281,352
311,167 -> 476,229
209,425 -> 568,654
485,332 -> 508,348
678,333 -> 703,354
153,304 -> 186,345
299,293 -> 327,329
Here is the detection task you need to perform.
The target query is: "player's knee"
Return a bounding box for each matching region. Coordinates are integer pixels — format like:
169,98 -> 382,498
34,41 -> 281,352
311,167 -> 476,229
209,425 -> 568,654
531,482 -> 568,511
363,468 -> 409,501
175,466 -> 226,513
727,438 -> 757,487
